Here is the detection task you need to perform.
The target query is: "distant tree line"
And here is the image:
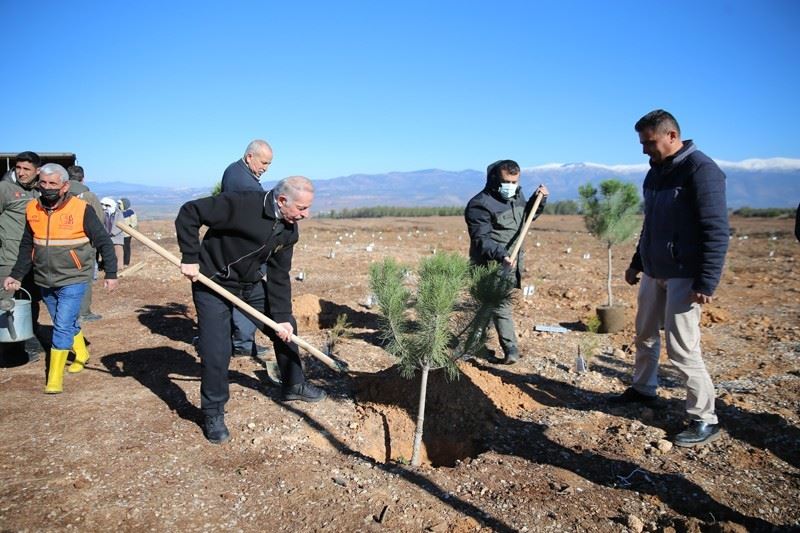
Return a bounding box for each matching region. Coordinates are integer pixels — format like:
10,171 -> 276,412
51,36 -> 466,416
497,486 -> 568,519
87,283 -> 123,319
320,206 -> 464,219
732,206 -> 797,218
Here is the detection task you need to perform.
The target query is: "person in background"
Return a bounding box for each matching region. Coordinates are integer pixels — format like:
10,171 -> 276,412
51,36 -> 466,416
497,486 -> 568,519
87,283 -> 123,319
175,175 -> 325,444
220,139 -> 274,358
3,164 -> 118,393
0,151 -> 44,364
612,109 -> 729,448
464,159 -> 548,365
100,197 -> 125,273
68,165 -> 105,322
118,198 -> 137,267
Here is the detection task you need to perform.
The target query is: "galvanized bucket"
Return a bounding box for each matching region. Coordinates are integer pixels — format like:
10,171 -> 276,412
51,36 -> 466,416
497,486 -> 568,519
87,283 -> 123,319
0,288 -> 34,342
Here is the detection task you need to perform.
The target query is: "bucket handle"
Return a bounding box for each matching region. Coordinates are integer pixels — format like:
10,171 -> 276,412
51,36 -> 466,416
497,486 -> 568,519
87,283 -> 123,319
13,287 -> 32,302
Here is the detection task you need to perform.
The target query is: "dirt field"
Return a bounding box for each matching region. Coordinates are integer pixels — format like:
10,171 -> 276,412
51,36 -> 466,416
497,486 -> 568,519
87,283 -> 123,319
1,214 -> 798,532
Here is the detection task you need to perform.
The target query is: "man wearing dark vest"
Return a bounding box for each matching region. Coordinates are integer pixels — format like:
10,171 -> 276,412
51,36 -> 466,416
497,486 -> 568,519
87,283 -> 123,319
3,164 -> 118,394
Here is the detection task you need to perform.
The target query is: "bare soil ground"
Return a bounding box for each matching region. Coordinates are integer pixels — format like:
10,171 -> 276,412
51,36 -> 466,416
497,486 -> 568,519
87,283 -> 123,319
1,215 -> 798,532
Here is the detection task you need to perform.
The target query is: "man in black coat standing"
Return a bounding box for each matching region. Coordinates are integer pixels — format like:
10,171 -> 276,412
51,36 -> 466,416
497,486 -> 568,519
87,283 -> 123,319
613,109 -> 729,448
220,139 -> 274,358
176,175 -> 326,444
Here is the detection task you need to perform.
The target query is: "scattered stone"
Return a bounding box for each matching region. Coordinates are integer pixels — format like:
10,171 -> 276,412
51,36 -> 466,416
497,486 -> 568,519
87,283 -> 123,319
657,439 -> 673,453
72,477 -> 91,489
626,514 -> 644,533
613,348 -> 626,358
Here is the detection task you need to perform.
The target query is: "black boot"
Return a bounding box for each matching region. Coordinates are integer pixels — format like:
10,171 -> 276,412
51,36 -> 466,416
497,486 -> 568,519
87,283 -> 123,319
203,414 -> 230,444
673,421 -> 721,447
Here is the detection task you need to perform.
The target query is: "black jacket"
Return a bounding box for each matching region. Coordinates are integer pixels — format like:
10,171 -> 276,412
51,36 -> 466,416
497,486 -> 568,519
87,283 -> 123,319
221,159 -> 264,193
464,161 -> 545,288
175,191 -> 297,322
629,141 -> 729,295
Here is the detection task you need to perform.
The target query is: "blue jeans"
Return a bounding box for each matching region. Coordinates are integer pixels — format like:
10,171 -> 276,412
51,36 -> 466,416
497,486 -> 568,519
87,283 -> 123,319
40,283 -> 87,350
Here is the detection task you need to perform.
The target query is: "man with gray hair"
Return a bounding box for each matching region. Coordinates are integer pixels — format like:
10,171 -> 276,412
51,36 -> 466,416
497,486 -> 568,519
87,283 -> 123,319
221,139 -> 273,192
176,175 -> 325,444
3,164 -> 118,394
220,139 -> 274,358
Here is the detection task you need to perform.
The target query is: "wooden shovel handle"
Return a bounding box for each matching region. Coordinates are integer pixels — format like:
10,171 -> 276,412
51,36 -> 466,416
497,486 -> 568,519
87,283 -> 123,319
507,191 -> 544,266
116,222 -> 344,373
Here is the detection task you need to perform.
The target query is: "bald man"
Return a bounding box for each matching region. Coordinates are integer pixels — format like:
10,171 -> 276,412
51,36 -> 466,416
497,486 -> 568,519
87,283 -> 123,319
221,139 -> 274,358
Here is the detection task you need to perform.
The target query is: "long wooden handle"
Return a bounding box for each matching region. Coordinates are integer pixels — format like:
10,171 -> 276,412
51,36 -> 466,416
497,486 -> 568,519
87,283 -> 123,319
507,191 -> 544,265
116,222 -> 344,373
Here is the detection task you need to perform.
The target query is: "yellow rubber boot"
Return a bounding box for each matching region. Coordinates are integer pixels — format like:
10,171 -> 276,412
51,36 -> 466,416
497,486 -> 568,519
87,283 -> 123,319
45,349 -> 69,394
68,331 -> 90,373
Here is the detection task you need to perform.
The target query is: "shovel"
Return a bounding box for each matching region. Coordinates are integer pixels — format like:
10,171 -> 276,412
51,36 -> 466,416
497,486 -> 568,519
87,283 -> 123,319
503,191 -> 545,275
116,223 -> 346,373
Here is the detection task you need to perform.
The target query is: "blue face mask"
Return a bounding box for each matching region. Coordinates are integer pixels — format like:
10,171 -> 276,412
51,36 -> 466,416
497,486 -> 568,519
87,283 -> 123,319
498,182 -> 518,199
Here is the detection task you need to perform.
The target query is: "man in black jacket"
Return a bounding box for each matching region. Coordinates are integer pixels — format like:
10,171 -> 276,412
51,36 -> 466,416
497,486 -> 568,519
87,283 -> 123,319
176,176 -> 325,444
612,110 -> 729,448
465,160 -> 547,364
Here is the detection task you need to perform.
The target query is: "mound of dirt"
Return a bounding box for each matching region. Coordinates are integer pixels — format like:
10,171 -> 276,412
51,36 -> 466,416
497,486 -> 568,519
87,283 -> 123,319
351,361 -> 540,466
293,293 -> 323,330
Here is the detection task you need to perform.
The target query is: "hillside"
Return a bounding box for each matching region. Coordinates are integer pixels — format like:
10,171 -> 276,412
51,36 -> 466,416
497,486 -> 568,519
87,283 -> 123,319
89,158 -> 800,219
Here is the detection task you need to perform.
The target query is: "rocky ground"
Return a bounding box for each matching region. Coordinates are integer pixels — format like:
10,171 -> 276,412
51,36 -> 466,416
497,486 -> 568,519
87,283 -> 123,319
1,214 -> 798,532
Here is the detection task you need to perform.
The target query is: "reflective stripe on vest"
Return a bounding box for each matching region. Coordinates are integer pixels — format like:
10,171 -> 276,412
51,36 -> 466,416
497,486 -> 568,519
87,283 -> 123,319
26,196 -> 88,244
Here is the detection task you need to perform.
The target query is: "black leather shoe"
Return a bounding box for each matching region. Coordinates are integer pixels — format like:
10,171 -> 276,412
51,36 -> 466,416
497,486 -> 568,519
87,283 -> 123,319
673,421 -> 721,448
282,382 -> 327,403
609,387 -> 658,405
80,312 -> 103,322
203,414 -> 230,444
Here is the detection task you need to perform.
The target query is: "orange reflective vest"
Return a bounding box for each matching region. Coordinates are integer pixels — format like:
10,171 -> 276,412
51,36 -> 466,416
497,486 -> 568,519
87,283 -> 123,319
26,196 -> 95,287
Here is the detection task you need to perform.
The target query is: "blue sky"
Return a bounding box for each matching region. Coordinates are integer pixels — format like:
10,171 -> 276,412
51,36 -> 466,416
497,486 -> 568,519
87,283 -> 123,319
2,0 -> 798,187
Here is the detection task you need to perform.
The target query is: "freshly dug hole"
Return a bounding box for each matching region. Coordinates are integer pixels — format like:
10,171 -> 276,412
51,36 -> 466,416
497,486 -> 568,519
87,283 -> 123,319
351,361 -> 541,467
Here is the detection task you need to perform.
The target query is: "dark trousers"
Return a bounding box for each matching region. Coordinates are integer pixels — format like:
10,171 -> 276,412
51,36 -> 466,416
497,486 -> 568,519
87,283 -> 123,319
122,236 -> 132,266
192,282 -> 304,415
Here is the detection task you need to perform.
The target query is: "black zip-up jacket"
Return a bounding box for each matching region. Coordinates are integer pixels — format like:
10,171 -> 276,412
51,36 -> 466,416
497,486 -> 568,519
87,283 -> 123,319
629,141 -> 729,295
175,191 -> 297,323
464,161 -> 545,288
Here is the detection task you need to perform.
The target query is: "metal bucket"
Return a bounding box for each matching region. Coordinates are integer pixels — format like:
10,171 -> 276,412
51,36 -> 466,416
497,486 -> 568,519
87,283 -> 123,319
0,288 -> 34,342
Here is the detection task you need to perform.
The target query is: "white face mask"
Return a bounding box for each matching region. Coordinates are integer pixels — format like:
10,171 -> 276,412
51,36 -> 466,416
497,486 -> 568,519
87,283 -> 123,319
102,203 -> 116,215
498,182 -> 518,199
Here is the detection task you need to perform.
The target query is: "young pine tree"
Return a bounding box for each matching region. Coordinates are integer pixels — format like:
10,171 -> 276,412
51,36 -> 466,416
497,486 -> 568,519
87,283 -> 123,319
369,252 -> 511,466
578,179 -> 640,307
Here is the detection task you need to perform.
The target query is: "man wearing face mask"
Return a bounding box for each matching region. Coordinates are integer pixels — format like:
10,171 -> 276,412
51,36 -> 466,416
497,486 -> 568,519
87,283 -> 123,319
176,175 -> 326,444
3,164 -> 118,394
465,160 -> 548,364
0,151 -> 45,364
100,197 -> 125,273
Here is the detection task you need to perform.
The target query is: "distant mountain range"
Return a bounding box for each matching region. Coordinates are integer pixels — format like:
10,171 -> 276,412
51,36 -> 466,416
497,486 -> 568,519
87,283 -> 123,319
90,158 -> 800,219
